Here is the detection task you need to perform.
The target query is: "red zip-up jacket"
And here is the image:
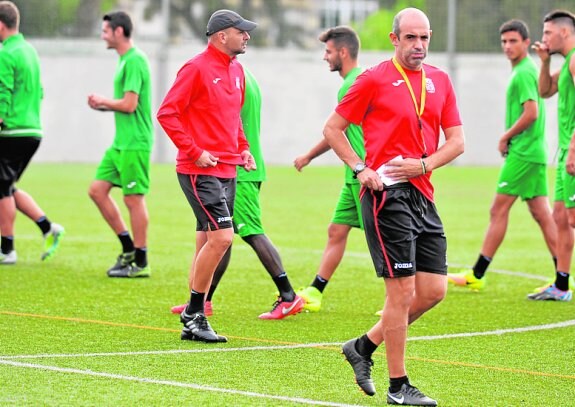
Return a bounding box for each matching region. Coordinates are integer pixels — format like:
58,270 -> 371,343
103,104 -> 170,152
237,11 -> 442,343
157,43 -> 250,178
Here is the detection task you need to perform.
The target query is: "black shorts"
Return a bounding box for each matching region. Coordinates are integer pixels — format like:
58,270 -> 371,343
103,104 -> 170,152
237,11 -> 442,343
361,182 -> 447,278
177,173 -> 236,231
0,136 -> 41,182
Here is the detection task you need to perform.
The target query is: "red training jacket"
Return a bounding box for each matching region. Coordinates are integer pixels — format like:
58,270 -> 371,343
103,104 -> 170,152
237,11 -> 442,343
157,43 -> 250,178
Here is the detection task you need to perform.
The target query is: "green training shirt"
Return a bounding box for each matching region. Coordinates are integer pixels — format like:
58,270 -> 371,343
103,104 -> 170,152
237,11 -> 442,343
112,47 -> 153,151
0,33 -> 43,137
340,67 -> 366,184
558,48 -> 575,150
506,56 -> 547,164
237,68 -> 266,182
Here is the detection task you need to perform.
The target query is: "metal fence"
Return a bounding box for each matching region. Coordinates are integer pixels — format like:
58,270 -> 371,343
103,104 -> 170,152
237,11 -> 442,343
12,0 -> 574,52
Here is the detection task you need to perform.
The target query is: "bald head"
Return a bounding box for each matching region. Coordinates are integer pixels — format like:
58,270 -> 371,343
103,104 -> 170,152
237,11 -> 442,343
389,7 -> 432,70
392,8 -> 430,37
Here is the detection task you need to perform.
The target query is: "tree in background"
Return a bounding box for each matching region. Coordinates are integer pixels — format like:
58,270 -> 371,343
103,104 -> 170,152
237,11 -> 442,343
423,0 -> 573,53
12,0 -> 116,37
7,0 -> 575,50
142,0 -> 312,47
353,0 -> 426,51
72,0 -> 104,37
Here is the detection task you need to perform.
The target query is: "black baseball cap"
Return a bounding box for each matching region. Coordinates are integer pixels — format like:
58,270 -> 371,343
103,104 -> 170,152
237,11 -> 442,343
206,9 -> 257,36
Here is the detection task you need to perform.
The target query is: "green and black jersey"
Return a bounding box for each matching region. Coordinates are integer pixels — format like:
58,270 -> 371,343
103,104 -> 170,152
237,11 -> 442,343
0,33 -> 43,138
238,68 -> 265,182
505,56 -> 546,164
112,47 -> 153,151
340,67 -> 366,184
558,48 -> 575,150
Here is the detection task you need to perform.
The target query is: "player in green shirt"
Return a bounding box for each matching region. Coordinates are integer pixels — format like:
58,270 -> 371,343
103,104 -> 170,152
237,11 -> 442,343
294,26 -> 365,312
529,10 -> 575,301
170,68 -> 303,320
87,11 -> 153,278
0,1 -> 64,265
449,20 -> 559,295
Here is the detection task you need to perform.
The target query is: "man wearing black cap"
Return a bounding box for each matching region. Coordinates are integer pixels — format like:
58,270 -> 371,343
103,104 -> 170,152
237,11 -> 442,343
157,10 -> 257,343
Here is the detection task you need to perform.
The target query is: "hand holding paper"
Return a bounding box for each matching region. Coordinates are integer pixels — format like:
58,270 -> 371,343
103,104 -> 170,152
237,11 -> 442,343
376,155 -> 408,186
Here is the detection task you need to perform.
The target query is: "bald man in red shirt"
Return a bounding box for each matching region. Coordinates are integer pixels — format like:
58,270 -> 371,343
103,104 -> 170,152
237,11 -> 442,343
323,8 -> 464,406
157,10 -> 257,343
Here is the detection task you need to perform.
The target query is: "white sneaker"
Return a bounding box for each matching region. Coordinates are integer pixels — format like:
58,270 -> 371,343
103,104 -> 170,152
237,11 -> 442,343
0,250 -> 17,265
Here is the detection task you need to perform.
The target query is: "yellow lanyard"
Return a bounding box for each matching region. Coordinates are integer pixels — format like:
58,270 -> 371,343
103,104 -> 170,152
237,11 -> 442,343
391,57 -> 427,156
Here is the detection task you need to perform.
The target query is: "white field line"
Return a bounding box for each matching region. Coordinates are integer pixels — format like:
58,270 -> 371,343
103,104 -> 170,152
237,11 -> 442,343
448,263 -> 549,282
220,245 -> 553,283
3,319 -> 574,361
1,320 -> 573,406
408,319 -> 575,341
0,244 -> 555,405
293,248 -> 550,282
15,234 -> 549,282
0,343 -> 342,360
0,359 -> 365,407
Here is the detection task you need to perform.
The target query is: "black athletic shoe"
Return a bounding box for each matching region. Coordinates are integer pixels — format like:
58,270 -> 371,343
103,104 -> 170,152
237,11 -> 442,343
107,251 -> 135,273
387,383 -> 437,406
107,263 -> 151,278
180,311 -> 227,343
342,338 -> 376,396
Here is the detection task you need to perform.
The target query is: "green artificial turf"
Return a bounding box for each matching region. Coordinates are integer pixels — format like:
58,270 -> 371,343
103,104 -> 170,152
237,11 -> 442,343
1,164 -> 573,406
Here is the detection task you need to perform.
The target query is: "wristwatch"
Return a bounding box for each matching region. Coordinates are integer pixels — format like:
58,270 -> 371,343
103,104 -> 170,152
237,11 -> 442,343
352,162 -> 367,178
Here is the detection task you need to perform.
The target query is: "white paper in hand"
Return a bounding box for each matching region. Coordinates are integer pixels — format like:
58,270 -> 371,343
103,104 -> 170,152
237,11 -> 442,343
376,155 -> 408,186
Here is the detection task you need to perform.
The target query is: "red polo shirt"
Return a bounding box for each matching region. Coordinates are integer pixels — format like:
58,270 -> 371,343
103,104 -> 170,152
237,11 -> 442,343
336,60 -> 462,202
157,43 -> 250,177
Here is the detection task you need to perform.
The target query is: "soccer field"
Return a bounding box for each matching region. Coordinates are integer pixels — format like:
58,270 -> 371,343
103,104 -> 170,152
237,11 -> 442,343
1,164 -> 574,406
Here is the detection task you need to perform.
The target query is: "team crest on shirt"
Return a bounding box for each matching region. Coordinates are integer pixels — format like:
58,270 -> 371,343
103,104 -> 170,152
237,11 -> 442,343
425,78 -> 435,93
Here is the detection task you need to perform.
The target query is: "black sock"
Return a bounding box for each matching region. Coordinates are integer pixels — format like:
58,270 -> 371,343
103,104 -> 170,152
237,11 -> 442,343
389,376 -> 409,393
273,273 -> 295,302
555,271 -> 570,291
473,254 -> 491,279
311,275 -> 329,293
553,256 -> 558,270
35,216 -> 51,235
355,334 -> 377,358
118,231 -> 134,253
185,290 -> 205,314
206,285 -> 217,302
1,236 -> 14,253
135,247 -> 147,267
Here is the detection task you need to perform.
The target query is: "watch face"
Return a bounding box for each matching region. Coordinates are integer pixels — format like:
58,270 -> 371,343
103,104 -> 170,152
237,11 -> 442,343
354,163 -> 366,173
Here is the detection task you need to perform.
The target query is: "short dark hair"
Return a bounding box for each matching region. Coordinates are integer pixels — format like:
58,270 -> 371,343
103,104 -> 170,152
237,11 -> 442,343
543,9 -> 575,29
0,1 -> 19,30
499,19 -> 530,40
103,11 -> 133,38
318,26 -> 360,59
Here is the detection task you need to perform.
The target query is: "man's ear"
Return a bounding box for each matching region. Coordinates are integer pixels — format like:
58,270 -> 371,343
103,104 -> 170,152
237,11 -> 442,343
114,26 -> 124,38
389,31 -> 399,46
217,30 -> 227,44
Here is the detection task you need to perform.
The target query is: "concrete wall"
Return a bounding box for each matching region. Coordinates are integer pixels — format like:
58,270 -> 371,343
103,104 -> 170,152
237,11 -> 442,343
31,39 -> 562,166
